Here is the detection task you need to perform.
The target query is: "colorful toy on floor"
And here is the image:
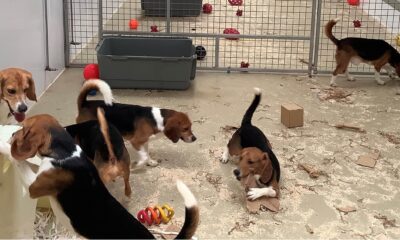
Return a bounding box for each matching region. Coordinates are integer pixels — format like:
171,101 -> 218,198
129,19 -> 139,29
223,28 -> 240,40
203,3 -> 212,14
347,0 -> 359,6
236,9 -> 243,16
151,25 -> 159,32
228,0 -> 243,6
195,45 -> 207,60
83,64 -> 99,95
137,204 -> 175,226
353,20 -> 361,28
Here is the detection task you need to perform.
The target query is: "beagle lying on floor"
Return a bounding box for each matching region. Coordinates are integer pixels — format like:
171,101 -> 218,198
0,114 -> 199,239
0,68 -> 37,122
75,79 -> 197,167
221,88 -> 280,200
65,108 -> 132,197
326,19 -> 400,91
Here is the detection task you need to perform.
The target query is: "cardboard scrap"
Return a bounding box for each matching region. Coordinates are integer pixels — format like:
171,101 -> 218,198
160,224 -> 181,240
334,123 -> 366,133
356,151 -> 380,168
336,206 -> 357,214
305,224 -> 314,234
374,215 -> 397,229
241,174 -> 280,213
298,163 -> 321,178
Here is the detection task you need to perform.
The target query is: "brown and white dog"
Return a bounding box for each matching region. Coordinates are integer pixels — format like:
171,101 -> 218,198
326,19 -> 400,91
0,68 -> 37,122
0,114 -> 199,239
221,88 -> 281,200
65,108 -> 132,197
75,79 -> 197,167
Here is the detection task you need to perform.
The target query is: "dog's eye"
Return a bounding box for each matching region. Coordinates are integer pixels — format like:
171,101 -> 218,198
247,160 -> 254,164
7,89 -> 16,94
183,127 -> 189,131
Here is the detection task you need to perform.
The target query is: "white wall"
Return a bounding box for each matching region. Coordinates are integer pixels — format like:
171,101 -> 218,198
361,0 -> 400,34
0,0 -> 65,97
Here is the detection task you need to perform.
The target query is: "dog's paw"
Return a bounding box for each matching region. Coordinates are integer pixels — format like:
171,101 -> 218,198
330,81 -> 338,87
347,76 -> 355,81
220,148 -> 230,163
376,79 -> 386,85
146,159 -> 159,167
247,188 -> 265,201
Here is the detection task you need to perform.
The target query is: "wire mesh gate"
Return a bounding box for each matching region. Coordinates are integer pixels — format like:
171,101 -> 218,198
64,0 -> 400,75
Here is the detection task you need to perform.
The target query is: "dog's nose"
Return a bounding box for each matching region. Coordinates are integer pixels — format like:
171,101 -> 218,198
17,104 -> 28,113
233,169 -> 240,177
191,135 -> 197,142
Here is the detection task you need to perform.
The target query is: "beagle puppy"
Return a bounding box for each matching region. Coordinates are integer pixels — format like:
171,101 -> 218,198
221,88 -> 281,200
75,79 -> 197,167
0,68 -> 37,122
0,114 -> 199,239
326,19 -> 400,91
65,108 -> 132,197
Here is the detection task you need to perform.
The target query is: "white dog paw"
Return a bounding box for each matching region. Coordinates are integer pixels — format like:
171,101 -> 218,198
330,81 -> 338,87
146,159 -> 159,167
376,79 -> 386,85
247,188 -> 265,201
220,148 -> 230,163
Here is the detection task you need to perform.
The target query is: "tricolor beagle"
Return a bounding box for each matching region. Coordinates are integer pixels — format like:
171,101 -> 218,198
0,114 -> 199,239
75,79 -> 197,167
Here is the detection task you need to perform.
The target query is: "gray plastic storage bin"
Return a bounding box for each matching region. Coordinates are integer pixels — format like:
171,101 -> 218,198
141,0 -> 202,17
96,37 -> 197,90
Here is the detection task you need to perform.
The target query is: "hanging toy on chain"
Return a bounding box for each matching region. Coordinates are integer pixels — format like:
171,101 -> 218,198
396,35 -> 400,47
203,3 -> 212,14
228,0 -> 243,6
353,20 -> 361,28
223,28 -> 240,40
137,204 -> 175,226
347,0 -> 360,6
195,45 -> 207,60
236,9 -> 243,16
150,25 -> 159,32
240,61 -> 250,68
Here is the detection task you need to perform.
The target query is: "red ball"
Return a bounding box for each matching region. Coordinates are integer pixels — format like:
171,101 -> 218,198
347,0 -> 359,6
129,19 -> 139,29
83,64 -> 99,80
228,0 -> 243,6
353,20 -> 361,28
223,28 -> 240,40
203,3 -> 212,14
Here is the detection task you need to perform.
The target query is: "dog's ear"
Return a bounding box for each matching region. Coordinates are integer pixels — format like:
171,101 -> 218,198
260,153 -> 273,183
25,73 -> 37,102
164,118 -> 180,143
11,126 -> 38,160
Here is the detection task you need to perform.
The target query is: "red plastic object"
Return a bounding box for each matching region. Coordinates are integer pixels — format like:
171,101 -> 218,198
240,61 -> 250,68
203,3 -> 212,14
223,28 -> 240,40
236,9 -> 243,16
83,64 -> 99,80
347,0 -> 359,6
129,19 -> 139,29
353,20 -> 361,28
137,210 -> 153,225
228,0 -> 243,6
151,25 -> 159,32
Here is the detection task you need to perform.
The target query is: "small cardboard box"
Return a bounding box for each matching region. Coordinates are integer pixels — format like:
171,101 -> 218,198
281,103 -> 304,128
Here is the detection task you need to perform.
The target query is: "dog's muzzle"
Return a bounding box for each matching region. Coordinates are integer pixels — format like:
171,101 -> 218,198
233,169 -> 241,181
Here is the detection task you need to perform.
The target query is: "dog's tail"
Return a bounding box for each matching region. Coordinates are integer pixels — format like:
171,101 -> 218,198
96,107 -> 117,164
77,79 -> 113,113
175,180 -> 199,240
241,88 -> 261,126
325,18 -> 340,45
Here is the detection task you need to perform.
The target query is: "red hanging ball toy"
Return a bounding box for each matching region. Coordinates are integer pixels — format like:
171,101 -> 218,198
223,28 -> 240,40
129,19 -> 139,29
228,0 -> 243,6
236,9 -> 243,16
353,20 -> 361,28
203,3 -> 212,14
83,64 -> 99,80
347,0 -> 359,6
151,25 -> 159,32
240,61 -> 250,68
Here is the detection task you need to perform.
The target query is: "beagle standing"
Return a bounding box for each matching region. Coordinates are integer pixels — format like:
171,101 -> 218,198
65,108 -> 132,197
75,79 -> 197,167
0,114 -> 199,239
326,19 -> 400,91
0,68 -> 37,122
221,88 -> 281,200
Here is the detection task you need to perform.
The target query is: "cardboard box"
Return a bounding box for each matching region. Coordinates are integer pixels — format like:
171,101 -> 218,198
281,103 -> 304,128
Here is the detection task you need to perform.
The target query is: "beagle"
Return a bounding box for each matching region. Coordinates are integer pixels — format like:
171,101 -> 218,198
0,114 -> 199,239
65,108 -> 132,197
221,88 -> 281,200
75,79 -> 197,167
326,19 -> 400,91
0,68 -> 37,122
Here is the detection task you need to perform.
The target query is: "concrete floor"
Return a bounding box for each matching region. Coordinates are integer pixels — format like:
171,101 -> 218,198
29,69 -> 400,239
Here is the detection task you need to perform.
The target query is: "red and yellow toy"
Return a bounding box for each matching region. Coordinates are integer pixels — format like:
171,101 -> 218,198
137,204 -> 174,226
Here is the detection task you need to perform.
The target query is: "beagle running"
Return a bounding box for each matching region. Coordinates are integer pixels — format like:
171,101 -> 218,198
0,68 -> 37,122
326,19 -> 400,91
0,114 -> 199,239
75,79 -> 197,167
65,108 -> 132,197
221,88 -> 280,200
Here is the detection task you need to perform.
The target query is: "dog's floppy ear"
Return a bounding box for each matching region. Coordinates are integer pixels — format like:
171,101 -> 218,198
25,73 -> 37,102
260,153 -> 273,183
164,118 -> 180,143
11,125 -> 38,160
